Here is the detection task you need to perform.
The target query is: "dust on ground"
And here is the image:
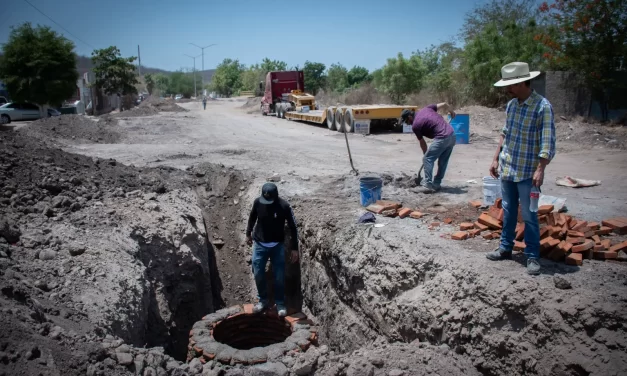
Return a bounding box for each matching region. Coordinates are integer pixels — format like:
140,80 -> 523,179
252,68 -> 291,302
18,115 -> 121,145
111,96 -> 189,118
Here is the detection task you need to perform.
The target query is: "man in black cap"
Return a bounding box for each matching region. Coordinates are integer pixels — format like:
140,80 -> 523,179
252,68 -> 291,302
401,102 -> 457,192
246,182 -> 299,316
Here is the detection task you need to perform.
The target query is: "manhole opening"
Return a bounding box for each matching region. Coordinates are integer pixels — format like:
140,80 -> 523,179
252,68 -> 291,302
212,314 -> 292,350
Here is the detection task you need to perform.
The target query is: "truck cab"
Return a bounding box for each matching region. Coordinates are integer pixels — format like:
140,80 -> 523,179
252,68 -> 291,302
260,71 -> 304,115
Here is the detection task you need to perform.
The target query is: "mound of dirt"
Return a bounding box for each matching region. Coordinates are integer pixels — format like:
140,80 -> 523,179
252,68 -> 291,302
20,114 -> 121,144
139,96 -> 188,113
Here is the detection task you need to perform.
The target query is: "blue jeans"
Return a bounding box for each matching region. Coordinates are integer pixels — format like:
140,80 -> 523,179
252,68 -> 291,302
423,134 -> 456,187
499,179 -> 540,259
252,242 -> 285,307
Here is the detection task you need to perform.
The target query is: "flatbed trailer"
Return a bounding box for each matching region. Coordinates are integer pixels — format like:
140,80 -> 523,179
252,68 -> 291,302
279,105 -> 419,134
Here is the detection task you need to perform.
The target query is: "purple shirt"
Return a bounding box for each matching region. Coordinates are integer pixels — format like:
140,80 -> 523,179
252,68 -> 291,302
412,104 -> 454,140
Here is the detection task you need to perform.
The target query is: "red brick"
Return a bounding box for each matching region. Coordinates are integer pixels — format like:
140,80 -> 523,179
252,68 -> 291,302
549,226 -> 562,238
595,226 -> 612,236
556,214 -> 567,227
243,304 -> 254,314
375,200 -> 402,210
591,235 -> 601,244
540,227 -> 551,239
478,213 -> 503,230
538,215 -> 548,224
538,204 -> 554,215
366,204 -> 386,214
572,221 -> 588,231
601,239 -> 611,250
559,223 -> 569,239
566,236 -> 585,245
593,251 -> 618,260
494,198 -> 502,208
514,241 -> 526,251
487,207 -> 501,220
593,244 -> 604,252
601,218 -> 627,235
469,200 -> 482,208
443,218 -> 453,224
547,213 -> 555,227
474,222 -> 489,231
540,237 -> 554,251
572,240 -> 594,253
460,222 -> 474,231
567,230 -> 585,238
587,221 -> 600,230
452,231 -> 469,240
398,208 -> 412,219
409,211 -> 424,219
609,240 -> 627,253
430,222 -> 441,227
515,223 -> 525,241
482,232 -> 494,240
562,242 -> 573,253
382,209 -> 398,217
565,253 -> 583,266
468,229 -> 482,238
547,246 -> 566,262
583,230 -> 596,238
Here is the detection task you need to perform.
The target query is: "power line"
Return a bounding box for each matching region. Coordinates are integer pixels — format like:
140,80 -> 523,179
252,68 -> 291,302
21,0 -> 97,50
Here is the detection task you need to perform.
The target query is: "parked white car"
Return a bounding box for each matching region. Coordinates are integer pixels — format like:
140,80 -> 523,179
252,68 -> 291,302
175,94 -> 183,100
0,103 -> 59,124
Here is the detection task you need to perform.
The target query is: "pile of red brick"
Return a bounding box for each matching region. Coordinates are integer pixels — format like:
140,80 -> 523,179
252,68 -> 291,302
366,200 -> 425,219
452,199 -> 627,266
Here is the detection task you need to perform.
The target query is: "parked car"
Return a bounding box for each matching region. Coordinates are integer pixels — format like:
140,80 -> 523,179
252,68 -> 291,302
0,97 -> 7,106
175,94 -> 183,100
0,103 -> 59,124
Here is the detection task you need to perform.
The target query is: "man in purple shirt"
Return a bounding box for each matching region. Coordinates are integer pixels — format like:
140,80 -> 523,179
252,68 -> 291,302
401,102 -> 457,192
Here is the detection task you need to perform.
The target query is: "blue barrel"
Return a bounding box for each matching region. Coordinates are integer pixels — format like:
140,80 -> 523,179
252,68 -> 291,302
449,114 -> 470,144
359,176 -> 382,207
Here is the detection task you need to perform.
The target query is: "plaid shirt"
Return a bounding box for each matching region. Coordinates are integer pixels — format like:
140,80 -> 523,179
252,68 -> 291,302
499,90 -> 556,182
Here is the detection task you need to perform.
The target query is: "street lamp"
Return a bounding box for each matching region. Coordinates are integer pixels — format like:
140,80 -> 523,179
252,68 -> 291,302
189,43 -> 217,93
184,53 -> 202,98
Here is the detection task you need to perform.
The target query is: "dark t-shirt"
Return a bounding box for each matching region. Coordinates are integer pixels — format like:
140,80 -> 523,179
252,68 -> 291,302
412,104 -> 454,140
246,197 -> 298,250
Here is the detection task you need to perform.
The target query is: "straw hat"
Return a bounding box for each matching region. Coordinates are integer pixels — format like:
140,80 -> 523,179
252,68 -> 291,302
493,62 -> 541,87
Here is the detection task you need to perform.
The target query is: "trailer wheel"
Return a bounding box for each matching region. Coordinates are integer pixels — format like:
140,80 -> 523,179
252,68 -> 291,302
274,104 -> 281,117
326,107 -> 336,130
334,108 -> 344,132
279,104 -> 285,119
261,104 -> 266,116
344,108 -> 355,133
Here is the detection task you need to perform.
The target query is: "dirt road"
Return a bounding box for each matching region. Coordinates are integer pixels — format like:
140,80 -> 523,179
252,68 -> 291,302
67,98 -> 627,220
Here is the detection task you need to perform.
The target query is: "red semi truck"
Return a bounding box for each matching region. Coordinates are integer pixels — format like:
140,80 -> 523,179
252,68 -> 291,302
260,71 -> 304,116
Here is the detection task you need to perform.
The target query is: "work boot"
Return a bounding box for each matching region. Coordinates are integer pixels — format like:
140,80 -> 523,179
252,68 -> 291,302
277,305 -> 287,318
252,302 -> 266,314
527,258 -> 541,275
421,182 -> 437,194
486,247 -> 512,261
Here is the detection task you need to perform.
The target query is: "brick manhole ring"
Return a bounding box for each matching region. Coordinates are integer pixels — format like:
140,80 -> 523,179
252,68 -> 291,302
187,304 -> 318,365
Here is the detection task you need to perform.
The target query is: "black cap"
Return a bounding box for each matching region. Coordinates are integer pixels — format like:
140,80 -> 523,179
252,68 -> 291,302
401,109 -> 414,121
259,182 -> 278,204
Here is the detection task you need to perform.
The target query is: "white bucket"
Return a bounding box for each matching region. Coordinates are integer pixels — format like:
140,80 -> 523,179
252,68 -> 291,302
482,176 -> 502,206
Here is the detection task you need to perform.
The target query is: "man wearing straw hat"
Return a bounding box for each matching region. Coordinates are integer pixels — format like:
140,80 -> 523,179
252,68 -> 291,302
485,62 -> 556,276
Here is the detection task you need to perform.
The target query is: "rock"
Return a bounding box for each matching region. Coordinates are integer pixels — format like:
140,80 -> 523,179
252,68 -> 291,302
68,246 -> 86,257
70,202 -> 81,211
370,357 -> 384,367
38,249 -> 57,261
0,220 -> 21,243
267,174 -> 281,182
116,344 -> 131,353
553,275 -> 572,290
189,357 -> 203,374
154,185 -> 167,194
134,354 -> 146,375
116,352 -> 134,366
249,362 -> 289,376
617,250 -> 627,262
346,360 -> 374,376
300,176 -> 310,181
25,346 -> 41,360
144,193 -> 157,201
43,206 -> 54,217
49,326 -> 63,339
34,280 -> 49,291
388,370 -> 405,376
143,367 -> 157,376
195,171 -> 206,177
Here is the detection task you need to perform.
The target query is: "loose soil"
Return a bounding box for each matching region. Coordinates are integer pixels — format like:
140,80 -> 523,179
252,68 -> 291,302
1,98 -> 626,376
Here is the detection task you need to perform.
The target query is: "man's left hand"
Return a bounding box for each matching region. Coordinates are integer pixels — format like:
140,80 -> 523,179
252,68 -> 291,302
533,167 -> 545,187
290,250 -> 299,263
449,110 -> 456,120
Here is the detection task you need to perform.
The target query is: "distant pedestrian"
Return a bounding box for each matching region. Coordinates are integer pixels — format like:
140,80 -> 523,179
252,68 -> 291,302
401,103 -> 457,192
246,183 -> 299,317
202,96 -> 207,110
486,61 -> 556,276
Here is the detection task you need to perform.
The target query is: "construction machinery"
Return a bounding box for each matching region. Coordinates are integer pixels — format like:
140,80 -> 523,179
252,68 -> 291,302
260,71 -> 305,116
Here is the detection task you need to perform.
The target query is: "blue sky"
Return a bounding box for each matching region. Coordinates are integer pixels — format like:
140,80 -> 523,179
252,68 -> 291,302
1,0 -> 482,72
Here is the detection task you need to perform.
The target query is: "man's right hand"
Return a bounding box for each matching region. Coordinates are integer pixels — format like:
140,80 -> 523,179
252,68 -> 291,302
246,235 -> 252,246
489,160 -> 500,179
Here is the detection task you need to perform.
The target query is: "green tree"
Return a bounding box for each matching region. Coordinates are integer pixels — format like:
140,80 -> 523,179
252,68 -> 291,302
154,73 -> 170,94
415,43 -> 463,104
303,61 -> 326,95
460,0 -> 539,41
463,19 -> 546,105
211,58 -> 244,97
240,58 -> 288,93
168,70 -> 195,98
326,63 -> 348,92
537,0 -> 627,121
0,22 -> 78,109
92,46 -> 138,96
373,53 -> 427,104
144,73 -> 155,95
347,66 -> 370,87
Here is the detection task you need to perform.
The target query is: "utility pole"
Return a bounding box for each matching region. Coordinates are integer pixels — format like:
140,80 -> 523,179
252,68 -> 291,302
189,43 -> 217,92
137,45 -> 142,76
184,54 -> 201,98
